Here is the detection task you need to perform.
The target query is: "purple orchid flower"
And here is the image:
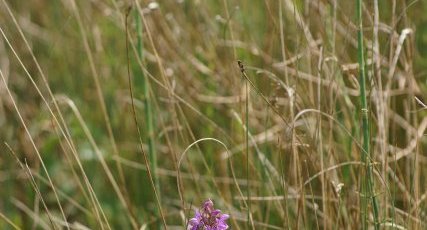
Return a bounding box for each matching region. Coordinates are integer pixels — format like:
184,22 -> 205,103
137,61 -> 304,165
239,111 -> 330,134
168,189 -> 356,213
187,199 -> 229,230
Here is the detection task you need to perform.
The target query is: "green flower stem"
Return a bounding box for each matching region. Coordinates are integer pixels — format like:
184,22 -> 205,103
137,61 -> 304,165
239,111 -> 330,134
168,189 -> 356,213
135,8 -> 160,224
356,0 -> 379,229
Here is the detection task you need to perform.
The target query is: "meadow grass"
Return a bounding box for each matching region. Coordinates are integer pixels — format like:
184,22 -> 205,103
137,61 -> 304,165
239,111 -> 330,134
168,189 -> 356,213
1,0 -> 427,229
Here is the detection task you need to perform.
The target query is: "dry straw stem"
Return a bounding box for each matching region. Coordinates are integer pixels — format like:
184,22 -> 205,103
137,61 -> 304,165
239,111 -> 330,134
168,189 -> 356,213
237,60 -> 255,230
0,211 -> 20,230
64,0 -> 134,212
5,143 -> 56,229
0,68 -> 69,229
64,0 -> 138,226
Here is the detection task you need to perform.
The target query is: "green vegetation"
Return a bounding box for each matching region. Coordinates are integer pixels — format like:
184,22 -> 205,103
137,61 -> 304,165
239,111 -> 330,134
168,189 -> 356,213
1,0 -> 427,229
